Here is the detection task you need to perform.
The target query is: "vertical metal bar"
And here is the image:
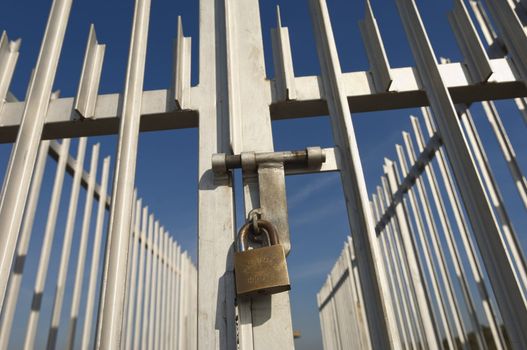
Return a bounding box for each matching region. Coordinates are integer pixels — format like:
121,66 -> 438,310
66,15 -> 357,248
481,101 -> 527,210
372,198 -> 406,347
341,243 -> 360,349
0,140 -> 49,349
377,185 -> 427,349
345,236 -> 371,349
172,243 -> 180,350
383,216 -> 423,350
165,239 -> 172,348
401,133 -> 458,349
330,277 -> 341,350
358,0 -> 393,92
133,206 -> 148,349
190,257 -> 196,350
172,17 -> 191,110
318,282 -> 331,349
161,232 -> 170,349
345,244 -> 358,346
193,260 -> 197,350
65,142 -> 100,350
23,138 -> 71,350
483,0 -> 527,80
80,179 -> 106,346
395,0 -> 527,346
0,31 -> 21,109
396,144 -> 458,349
123,194 -> 137,325
107,189 -> 136,350
316,293 -> 327,350
124,191 -> 138,343
80,156 -> 110,350
167,237 -> 174,349
184,252 -> 190,350
327,277 -> 343,350
97,0 -> 151,345
172,245 -> 182,349
191,262 -> 197,350
46,137 -> 87,350
335,248 -> 358,349
327,279 -> 338,350
174,244 -> 181,350
178,252 -> 188,350
322,283 -> 332,350
336,249 -> 358,350
178,251 -> 184,350
196,0 -> 237,348
124,198 -> 142,349
389,195 -> 429,350
344,249 -> 361,350
317,290 -> 329,349
147,221 -> 159,350
513,98 -> 527,125
222,0 -> 294,346
324,279 -> 338,350
169,238 -> 176,347
429,147 -> 479,345
74,24 -> 105,119
141,214 -> 154,350
271,6 -> 297,101
166,238 -> 174,348
327,278 -> 339,350
320,282 -> 334,350
154,227 -> 165,350
382,168 -> 442,348
309,0 -> 400,347
468,0 -> 501,48
0,0 -> 72,313
448,0 -> 493,82
371,197 -> 411,348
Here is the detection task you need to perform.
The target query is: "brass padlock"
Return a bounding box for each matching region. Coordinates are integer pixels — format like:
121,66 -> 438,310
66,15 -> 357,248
234,219 -> 291,297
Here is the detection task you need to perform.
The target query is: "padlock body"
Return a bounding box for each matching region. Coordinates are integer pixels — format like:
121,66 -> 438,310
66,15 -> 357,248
234,244 -> 290,297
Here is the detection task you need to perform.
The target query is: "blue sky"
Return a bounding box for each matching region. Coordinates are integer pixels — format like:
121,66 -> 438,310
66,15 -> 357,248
0,0 -> 526,349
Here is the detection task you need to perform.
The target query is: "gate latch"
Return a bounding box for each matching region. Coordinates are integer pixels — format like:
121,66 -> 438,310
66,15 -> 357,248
212,147 -> 326,255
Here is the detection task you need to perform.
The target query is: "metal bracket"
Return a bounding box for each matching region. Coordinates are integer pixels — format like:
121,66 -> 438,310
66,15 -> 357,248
211,146 -> 326,175
212,147 -> 326,255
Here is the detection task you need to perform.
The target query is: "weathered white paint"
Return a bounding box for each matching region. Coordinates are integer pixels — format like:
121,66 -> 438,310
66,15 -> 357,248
0,0 -> 526,349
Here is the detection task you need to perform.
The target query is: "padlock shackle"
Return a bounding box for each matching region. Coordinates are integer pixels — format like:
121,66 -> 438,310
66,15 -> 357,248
237,219 -> 279,251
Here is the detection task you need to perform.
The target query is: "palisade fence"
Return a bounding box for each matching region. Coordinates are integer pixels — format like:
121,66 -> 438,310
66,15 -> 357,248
0,133 -> 197,349
0,0 -> 527,347
318,105 -> 527,350
318,0 -> 527,349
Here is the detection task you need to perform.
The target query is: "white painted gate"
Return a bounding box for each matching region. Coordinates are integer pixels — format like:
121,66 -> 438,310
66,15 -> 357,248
0,0 -> 526,349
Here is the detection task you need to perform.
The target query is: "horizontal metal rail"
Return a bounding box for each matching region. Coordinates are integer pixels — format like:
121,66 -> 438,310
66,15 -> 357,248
375,132 -> 442,234
0,58 -> 524,143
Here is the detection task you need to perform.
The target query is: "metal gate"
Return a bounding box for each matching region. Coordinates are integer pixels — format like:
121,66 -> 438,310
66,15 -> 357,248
0,0 -> 526,348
